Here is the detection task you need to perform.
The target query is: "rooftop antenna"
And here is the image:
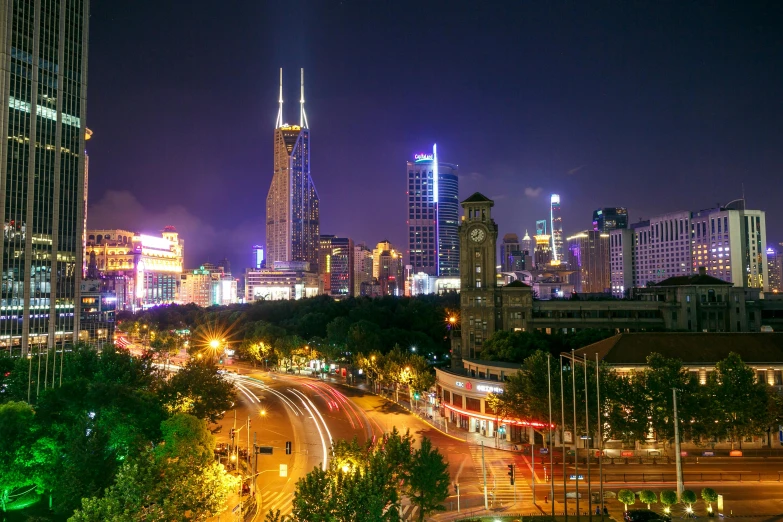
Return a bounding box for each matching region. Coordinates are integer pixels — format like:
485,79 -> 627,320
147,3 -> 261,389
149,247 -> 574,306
742,182 -> 745,204
275,68 -> 284,128
300,68 -> 309,129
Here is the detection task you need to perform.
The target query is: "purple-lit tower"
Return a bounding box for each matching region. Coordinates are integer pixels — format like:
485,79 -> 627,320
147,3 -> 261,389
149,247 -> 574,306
550,194 -> 563,263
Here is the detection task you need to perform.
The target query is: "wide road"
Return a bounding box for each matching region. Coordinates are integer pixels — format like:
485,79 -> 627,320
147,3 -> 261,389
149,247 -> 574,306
209,368 -> 783,519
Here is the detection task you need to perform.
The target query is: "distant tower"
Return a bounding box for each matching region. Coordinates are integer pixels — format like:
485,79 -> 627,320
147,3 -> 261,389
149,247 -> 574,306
521,230 -> 532,254
535,220 -> 547,236
252,245 -> 264,269
266,68 -> 320,271
406,145 -> 459,276
550,194 -> 563,263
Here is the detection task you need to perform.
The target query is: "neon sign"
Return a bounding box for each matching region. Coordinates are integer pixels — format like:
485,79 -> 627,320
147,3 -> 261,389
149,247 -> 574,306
414,153 -> 433,161
476,384 -> 503,394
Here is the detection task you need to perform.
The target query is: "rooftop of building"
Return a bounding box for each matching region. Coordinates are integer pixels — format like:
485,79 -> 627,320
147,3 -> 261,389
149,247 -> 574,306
652,271 -> 732,287
461,192 -> 493,204
573,332 -> 783,366
462,358 -> 523,370
503,280 -> 530,288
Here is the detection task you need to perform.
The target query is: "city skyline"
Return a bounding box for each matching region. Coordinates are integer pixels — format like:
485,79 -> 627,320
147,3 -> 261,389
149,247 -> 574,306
83,2 -> 782,273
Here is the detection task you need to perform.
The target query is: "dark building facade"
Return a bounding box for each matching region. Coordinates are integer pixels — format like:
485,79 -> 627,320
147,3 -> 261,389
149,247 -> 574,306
0,0 -> 90,356
593,207 -> 629,233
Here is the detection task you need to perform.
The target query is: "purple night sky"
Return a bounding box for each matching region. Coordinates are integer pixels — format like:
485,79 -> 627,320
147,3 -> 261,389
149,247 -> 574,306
85,1 -> 782,271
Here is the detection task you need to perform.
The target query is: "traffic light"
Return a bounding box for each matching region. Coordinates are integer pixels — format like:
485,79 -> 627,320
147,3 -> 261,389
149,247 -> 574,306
454,483 -> 459,495
414,392 -> 420,400
229,428 -> 234,439
286,441 -> 292,455
507,463 -> 515,485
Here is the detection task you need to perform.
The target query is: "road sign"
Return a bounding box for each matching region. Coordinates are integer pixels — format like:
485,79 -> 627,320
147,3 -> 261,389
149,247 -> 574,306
257,446 -> 274,455
540,448 -> 549,455
564,431 -> 573,443
621,450 -> 634,457
702,450 -> 714,457
280,464 -> 288,477
569,474 -> 585,481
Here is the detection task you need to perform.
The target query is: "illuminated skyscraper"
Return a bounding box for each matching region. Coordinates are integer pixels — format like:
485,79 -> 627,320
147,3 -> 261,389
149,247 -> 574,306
266,69 -> 320,272
0,1 -> 90,360
535,220 -> 547,236
550,194 -> 563,262
252,245 -> 264,269
593,207 -> 628,233
406,146 -> 459,276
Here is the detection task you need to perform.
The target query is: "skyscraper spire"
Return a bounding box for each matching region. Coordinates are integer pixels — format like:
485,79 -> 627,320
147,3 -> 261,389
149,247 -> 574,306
300,68 -> 309,129
275,68 -> 284,128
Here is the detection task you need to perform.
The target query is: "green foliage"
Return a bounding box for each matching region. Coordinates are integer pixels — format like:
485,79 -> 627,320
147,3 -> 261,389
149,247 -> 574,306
660,490 -> 678,508
289,429 -> 447,522
0,401 -> 35,512
681,490 -> 697,507
69,414 -> 238,522
157,359 -> 235,423
407,438 -> 450,521
639,490 -> 657,508
701,487 -> 718,507
618,489 -> 635,510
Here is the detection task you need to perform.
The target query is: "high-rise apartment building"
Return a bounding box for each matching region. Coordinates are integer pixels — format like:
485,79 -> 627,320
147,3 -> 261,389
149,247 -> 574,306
0,1 -> 90,356
593,207 -> 628,232
266,69 -> 319,272
180,266 -> 213,307
319,235 -> 354,298
609,201 -> 768,297
499,233 -> 521,272
567,231 -> 610,294
353,243 -> 373,296
766,246 -> 781,293
550,194 -> 563,263
406,146 -> 459,276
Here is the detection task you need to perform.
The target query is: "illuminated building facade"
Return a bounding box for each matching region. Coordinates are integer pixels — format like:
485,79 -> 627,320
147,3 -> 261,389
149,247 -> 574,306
372,240 -> 403,296
85,227 -> 184,310
550,194 -> 563,263
768,246 -> 782,293
79,278 -> 115,350
252,245 -> 264,269
609,201 -> 768,297
319,235 -> 354,298
266,69 -> 319,272
567,231 -> 610,294
406,146 -> 459,277
593,207 -> 628,233
245,261 -> 320,302
353,243 -> 373,296
179,266 -> 213,307
0,0 -> 89,356
532,234 -> 552,267
535,220 -> 547,236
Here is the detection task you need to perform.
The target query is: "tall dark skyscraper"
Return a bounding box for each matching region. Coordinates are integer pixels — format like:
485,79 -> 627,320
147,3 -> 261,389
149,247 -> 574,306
266,69 -> 320,272
0,0 -> 90,359
406,145 -> 459,276
593,207 -> 628,232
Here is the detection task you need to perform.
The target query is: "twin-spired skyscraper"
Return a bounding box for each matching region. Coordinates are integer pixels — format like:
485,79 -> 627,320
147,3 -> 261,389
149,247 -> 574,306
0,1 -> 90,356
266,69 -> 320,272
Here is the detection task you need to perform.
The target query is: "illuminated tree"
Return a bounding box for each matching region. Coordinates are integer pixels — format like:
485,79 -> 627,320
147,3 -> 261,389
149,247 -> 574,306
618,489 -> 635,511
660,490 -> 678,513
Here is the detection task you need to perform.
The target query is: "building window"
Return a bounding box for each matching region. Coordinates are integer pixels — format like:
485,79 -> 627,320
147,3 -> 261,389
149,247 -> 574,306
466,397 -> 481,412
452,394 -> 463,408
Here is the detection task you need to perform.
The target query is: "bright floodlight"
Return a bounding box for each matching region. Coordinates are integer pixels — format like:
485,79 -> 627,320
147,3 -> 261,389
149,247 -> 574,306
209,339 -> 220,349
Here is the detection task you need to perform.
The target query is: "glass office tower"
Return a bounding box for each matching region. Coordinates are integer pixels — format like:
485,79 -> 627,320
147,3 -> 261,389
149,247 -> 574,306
0,0 -> 90,359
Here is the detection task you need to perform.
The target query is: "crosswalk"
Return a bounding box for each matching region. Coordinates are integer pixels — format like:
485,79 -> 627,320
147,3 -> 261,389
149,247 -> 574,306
254,491 -> 419,520
468,445 -> 534,506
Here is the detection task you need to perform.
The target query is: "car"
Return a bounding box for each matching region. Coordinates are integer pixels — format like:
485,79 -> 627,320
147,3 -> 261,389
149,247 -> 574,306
624,509 -> 672,522
565,492 -> 582,499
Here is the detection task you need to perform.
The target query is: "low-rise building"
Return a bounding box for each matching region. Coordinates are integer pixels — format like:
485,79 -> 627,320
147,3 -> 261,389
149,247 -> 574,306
245,261 -> 320,302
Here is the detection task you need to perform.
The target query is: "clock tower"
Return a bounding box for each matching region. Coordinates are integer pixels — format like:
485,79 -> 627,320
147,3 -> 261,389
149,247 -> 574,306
453,193 -> 499,368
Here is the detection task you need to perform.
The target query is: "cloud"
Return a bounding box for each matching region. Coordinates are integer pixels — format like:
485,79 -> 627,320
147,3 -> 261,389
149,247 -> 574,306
524,187 -> 543,198
489,194 -> 507,201
567,164 -> 586,175
88,190 -> 262,270
458,171 -> 485,182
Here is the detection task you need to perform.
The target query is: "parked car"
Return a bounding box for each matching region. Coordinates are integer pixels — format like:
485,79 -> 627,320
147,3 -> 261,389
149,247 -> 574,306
624,509 -> 671,522
566,492 -> 582,499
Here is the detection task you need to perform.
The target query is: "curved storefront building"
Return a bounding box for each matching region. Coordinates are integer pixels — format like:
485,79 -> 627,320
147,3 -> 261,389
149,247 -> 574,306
434,358 -> 548,442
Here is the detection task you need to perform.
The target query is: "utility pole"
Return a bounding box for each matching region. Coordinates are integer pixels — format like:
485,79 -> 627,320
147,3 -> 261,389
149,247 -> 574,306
571,349 -> 579,520
532,441 -> 536,504
482,441 -> 488,510
560,356 -> 568,522
548,354 -> 555,518
596,353 -> 604,522
673,388 -> 684,500
252,432 -> 257,498
584,358 -> 592,522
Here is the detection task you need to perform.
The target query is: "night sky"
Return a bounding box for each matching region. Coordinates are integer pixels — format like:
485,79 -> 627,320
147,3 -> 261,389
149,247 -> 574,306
86,1 -> 783,272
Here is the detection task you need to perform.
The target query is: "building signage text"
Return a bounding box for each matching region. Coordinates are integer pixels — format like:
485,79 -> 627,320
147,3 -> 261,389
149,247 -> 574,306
476,384 -> 503,394
414,153 -> 434,161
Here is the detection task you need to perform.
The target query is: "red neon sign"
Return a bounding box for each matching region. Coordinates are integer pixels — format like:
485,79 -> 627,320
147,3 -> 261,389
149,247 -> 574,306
443,403 -> 551,428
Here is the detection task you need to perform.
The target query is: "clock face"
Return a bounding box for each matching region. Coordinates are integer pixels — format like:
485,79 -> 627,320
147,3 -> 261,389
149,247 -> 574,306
470,227 -> 486,243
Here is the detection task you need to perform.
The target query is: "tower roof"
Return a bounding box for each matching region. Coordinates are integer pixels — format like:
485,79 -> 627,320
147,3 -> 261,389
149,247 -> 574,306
461,192 -> 493,204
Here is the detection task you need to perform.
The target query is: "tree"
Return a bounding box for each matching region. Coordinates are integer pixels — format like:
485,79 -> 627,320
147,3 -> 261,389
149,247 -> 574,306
618,489 -> 635,511
70,414 -> 238,522
681,490 -> 697,511
709,352 -> 770,449
0,401 -> 35,512
640,490 -> 657,509
660,490 -> 677,513
701,488 -> 718,513
407,438 -> 450,521
157,359 -> 235,423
